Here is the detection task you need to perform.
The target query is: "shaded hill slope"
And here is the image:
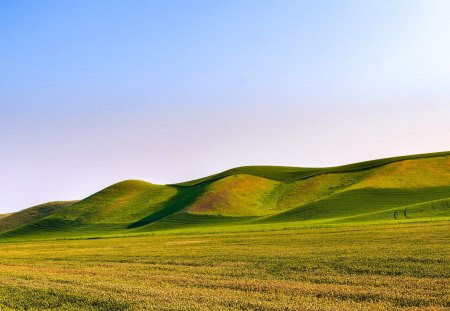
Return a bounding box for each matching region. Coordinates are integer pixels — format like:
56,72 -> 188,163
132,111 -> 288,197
51,180 -> 177,224
0,201 -> 77,234
1,151 -> 449,240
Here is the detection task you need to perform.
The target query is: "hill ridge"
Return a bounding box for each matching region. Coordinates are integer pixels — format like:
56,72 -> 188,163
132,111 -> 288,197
1,151 -> 449,241
175,151 -> 450,186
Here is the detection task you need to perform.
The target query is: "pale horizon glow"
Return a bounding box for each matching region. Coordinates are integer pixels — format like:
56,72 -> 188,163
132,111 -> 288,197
1,0 -> 450,213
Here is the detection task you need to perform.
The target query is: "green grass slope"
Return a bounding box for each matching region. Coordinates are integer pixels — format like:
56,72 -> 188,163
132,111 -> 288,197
1,151 -> 449,240
1,181 -> 178,239
0,201 -> 77,234
259,187 -> 450,225
176,151 -> 450,186
53,180 -> 177,224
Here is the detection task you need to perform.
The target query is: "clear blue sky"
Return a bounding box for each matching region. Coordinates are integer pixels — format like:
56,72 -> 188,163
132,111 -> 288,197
1,0 -> 449,213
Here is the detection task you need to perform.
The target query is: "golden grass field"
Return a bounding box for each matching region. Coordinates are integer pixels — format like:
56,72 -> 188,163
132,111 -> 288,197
0,153 -> 448,310
0,222 -> 448,310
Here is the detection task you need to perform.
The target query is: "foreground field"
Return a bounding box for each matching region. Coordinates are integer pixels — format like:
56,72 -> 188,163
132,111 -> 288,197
0,222 -> 448,310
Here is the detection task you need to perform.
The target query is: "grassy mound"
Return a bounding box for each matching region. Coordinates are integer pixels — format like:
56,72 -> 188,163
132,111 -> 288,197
186,174 -> 280,216
52,180 -> 177,224
1,151 -> 449,240
0,201 -> 77,234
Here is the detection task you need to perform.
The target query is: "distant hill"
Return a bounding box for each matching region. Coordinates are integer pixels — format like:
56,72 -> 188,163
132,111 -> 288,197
0,201 -> 77,234
1,151 -> 449,240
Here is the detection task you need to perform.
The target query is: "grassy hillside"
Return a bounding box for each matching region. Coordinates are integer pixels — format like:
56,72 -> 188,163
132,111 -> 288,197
52,180 -> 177,224
176,150 -> 450,186
1,151 -> 449,240
260,187 -> 450,225
0,201 -> 77,234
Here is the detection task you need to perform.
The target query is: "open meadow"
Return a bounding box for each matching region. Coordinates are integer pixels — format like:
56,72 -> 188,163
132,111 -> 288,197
0,221 -> 448,310
3,1 -> 450,309
0,153 -> 448,309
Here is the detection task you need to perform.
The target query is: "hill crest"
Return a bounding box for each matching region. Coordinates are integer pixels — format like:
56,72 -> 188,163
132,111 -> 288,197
1,151 -> 449,240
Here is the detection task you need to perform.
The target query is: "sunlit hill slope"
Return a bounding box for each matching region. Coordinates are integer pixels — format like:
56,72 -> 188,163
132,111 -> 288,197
1,151 -> 449,240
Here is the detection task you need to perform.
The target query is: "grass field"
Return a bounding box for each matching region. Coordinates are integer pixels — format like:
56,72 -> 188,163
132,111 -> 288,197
0,152 -> 448,309
0,222 -> 448,310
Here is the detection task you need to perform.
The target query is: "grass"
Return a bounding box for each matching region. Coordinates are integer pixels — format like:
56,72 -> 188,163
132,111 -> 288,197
0,222 -> 448,310
0,201 -> 77,234
0,152 -> 449,241
260,186 -> 450,224
186,174 -> 280,216
53,180 -> 177,224
176,150 -> 450,186
0,152 -> 448,309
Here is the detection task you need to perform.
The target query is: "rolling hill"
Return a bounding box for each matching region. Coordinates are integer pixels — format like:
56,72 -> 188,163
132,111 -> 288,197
0,201 -> 77,234
1,151 -> 449,241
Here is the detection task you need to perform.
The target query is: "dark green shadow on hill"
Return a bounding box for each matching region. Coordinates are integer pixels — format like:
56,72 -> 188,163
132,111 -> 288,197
1,218 -> 84,239
127,181 -> 211,229
0,201 -> 77,234
257,186 -> 450,224
132,213 -> 258,233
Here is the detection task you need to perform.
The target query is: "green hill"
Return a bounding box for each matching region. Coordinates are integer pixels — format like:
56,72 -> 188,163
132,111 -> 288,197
0,214 -> 11,220
0,201 -> 77,234
1,151 -> 449,240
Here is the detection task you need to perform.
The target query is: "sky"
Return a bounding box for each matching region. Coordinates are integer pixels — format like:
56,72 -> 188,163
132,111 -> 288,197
1,0 -> 449,213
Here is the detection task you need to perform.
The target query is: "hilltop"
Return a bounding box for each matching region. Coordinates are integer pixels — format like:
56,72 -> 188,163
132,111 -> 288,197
1,151 -> 449,241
